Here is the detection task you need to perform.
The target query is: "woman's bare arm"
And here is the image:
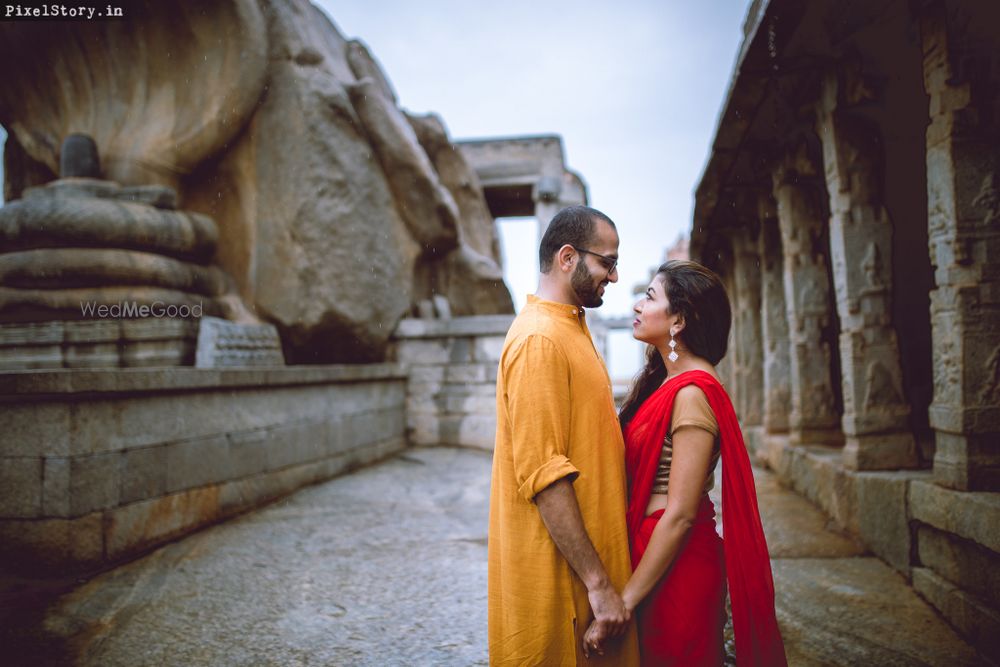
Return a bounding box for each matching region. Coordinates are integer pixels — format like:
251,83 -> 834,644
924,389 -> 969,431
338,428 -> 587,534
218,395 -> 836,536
620,421 -> 715,611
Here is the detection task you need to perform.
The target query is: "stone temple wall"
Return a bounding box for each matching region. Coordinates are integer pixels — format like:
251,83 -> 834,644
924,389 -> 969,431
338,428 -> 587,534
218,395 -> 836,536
692,0 -> 1000,660
390,316 -> 512,451
0,365 -> 407,573
0,313 -> 528,574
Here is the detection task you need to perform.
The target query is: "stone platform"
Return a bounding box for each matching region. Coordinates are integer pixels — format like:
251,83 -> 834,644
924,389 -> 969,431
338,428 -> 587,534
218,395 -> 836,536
0,447 -> 982,666
0,365 -> 407,574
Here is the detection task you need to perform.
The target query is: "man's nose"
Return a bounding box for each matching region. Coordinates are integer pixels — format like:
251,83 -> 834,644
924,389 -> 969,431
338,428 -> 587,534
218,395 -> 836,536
608,266 -> 619,283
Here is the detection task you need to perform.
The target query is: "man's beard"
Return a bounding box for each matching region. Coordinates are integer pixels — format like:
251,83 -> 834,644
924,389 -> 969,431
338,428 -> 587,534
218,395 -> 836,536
571,261 -> 605,308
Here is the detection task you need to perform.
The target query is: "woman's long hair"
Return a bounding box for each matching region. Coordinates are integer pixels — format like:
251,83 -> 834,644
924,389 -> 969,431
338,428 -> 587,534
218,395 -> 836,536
618,260 -> 732,432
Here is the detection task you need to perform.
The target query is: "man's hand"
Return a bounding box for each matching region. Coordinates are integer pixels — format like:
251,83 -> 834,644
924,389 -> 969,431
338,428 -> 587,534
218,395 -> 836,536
581,585 -> 630,659
582,619 -> 605,659
588,581 -> 630,637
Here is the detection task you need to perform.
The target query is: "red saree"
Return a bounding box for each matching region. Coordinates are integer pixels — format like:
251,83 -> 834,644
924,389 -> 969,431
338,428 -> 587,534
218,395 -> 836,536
625,370 -> 786,667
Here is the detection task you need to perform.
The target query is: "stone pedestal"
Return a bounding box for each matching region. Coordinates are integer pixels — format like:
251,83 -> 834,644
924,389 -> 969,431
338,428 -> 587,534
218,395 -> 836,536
772,147 -> 842,445
920,5 -> 1000,491
758,195 -> 792,434
817,71 -> 918,470
731,227 -> 764,427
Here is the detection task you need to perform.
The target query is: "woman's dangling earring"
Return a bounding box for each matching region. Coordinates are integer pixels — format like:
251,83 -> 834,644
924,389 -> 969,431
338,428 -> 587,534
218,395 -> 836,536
668,332 -> 679,363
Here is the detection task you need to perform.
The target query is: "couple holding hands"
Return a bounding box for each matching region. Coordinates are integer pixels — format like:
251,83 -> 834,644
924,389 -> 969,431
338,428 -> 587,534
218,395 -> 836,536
487,206 -> 786,666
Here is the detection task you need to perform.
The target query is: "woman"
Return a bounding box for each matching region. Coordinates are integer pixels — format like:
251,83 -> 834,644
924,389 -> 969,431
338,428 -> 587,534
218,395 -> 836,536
584,260 -> 786,666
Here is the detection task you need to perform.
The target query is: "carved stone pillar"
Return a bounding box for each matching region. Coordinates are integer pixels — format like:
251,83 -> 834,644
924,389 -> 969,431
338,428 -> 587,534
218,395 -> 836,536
731,227 -> 764,427
772,146 -> 842,445
816,71 -> 918,470
920,5 -> 1000,490
706,237 -> 736,392
758,195 -> 791,434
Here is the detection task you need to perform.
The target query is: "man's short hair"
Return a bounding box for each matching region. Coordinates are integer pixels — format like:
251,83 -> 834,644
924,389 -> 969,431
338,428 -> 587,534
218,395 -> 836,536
538,206 -> 616,273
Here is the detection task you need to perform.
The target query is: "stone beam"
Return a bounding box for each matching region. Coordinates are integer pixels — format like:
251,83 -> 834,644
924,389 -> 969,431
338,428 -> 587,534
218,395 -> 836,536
455,136 -> 587,238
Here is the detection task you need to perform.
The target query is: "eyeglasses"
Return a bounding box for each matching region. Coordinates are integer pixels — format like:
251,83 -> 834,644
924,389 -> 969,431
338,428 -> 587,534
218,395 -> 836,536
571,246 -> 618,277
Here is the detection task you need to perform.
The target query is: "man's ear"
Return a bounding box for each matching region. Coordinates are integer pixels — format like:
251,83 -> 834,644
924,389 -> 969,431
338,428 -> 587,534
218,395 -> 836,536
557,244 -> 577,273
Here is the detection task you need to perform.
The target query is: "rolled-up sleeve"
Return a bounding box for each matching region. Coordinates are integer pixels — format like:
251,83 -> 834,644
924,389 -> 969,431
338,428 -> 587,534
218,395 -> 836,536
504,334 -> 580,502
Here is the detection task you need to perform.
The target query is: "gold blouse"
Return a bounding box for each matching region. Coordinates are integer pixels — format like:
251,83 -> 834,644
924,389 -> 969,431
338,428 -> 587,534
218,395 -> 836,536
651,385 -> 721,495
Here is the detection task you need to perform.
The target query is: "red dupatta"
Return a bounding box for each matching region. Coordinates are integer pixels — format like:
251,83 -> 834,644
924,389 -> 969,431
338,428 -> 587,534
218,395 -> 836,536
624,370 -> 787,667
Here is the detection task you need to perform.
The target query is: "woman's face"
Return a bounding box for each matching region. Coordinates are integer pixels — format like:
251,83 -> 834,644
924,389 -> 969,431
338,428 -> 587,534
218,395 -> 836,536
632,274 -> 677,345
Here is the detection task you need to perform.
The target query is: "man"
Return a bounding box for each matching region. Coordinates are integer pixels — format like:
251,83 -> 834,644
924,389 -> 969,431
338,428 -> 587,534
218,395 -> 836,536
488,206 -> 639,665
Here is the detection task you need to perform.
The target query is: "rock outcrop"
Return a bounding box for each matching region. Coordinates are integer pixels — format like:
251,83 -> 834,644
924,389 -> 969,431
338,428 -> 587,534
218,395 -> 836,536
0,0 -> 513,363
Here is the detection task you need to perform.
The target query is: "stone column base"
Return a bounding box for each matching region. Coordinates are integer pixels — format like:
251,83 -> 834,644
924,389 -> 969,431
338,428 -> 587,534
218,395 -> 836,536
843,432 -> 919,471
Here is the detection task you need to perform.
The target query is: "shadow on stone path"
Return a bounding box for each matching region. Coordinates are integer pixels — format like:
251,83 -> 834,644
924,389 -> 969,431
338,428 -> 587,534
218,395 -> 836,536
2,446 -> 981,666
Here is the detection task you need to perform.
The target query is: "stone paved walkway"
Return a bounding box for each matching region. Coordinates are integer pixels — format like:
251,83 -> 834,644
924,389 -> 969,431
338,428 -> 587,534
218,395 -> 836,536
1,447 -> 981,666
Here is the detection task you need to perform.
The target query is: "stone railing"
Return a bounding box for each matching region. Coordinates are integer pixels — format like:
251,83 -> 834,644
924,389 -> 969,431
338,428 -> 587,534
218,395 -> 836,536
0,365 -> 407,573
390,315 -> 513,451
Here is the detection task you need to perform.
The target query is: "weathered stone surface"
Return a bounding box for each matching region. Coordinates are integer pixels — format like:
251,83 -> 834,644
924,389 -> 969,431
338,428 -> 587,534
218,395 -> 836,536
104,486 -> 222,562
912,567 -> 1000,664
60,134 -> 100,178
0,2 -> 268,189
758,197 -> 791,434
0,193 -> 218,261
1,447 -> 984,666
345,39 -> 397,104
439,414 -> 497,450
754,465 -> 865,559
774,558 -> 978,666
120,446 -> 167,506
0,319 -> 203,370
165,435 -> 232,495
0,364 -> 406,398
195,316 -> 284,368
2,447 -> 489,666
772,144 -> 842,445
0,457 -> 42,518
817,73 -> 917,471
917,525 -> 1000,609
0,285 -> 227,322
920,3 -> 1000,492
730,227 -> 764,426
393,315 -> 514,339
41,457 -> 71,517
407,112 -> 514,316
0,0 -> 514,362
69,453 -> 120,517
0,511 -> 103,571
347,78 -> 459,255
473,335 -> 506,363
856,470 -> 932,575
0,248 -> 230,295
909,480 -> 1000,554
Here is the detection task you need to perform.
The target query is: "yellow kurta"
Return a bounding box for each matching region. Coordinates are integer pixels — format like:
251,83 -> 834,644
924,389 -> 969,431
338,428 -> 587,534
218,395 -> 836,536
488,295 -> 640,666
